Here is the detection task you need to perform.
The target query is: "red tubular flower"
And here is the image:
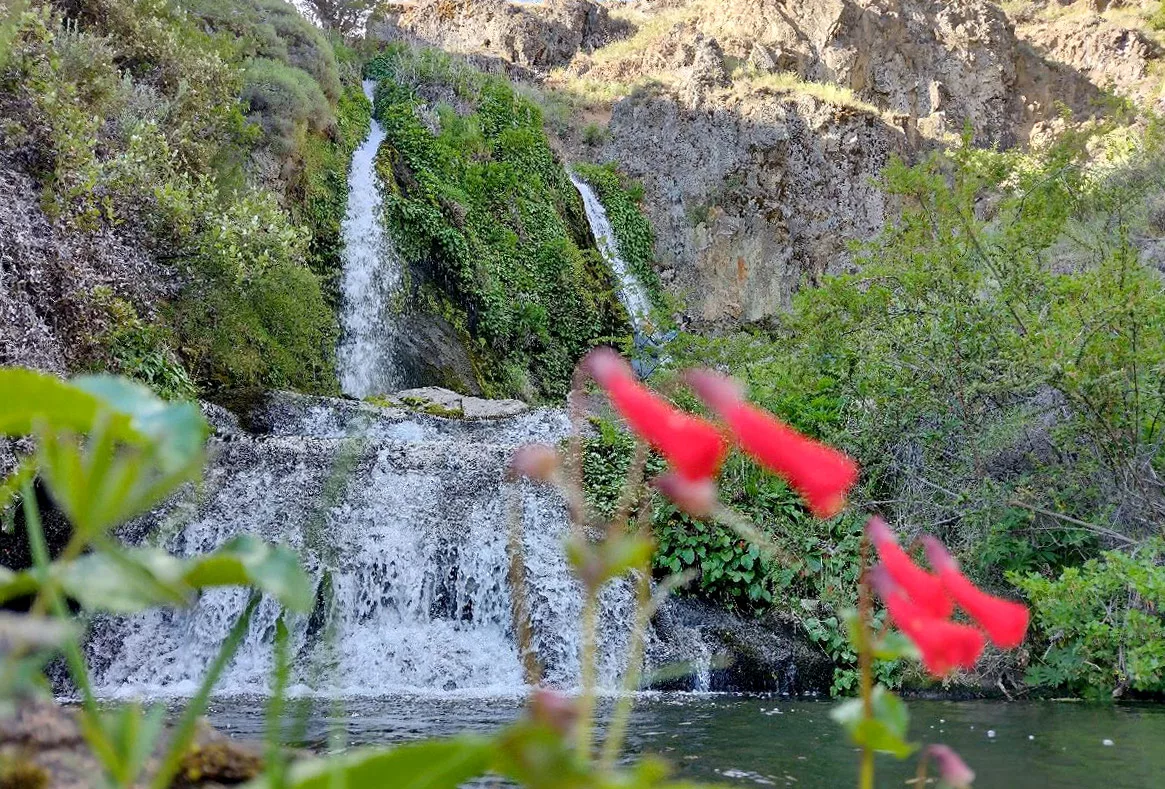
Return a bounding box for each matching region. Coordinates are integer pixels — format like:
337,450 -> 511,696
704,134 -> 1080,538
865,517 -> 953,619
868,566 -> 985,677
583,349 -> 727,481
685,370 -> 858,518
923,537 -> 1030,649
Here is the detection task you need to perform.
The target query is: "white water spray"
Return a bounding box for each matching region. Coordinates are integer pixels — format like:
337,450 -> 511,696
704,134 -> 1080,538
569,174 -> 653,331
337,80 -> 404,398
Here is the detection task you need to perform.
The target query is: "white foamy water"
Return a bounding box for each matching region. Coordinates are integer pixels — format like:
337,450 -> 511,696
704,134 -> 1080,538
86,401 -> 660,699
337,80 -> 403,398
569,173 -> 653,330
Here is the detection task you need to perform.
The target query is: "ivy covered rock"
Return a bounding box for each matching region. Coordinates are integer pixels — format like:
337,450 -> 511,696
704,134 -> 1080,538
367,45 -> 631,399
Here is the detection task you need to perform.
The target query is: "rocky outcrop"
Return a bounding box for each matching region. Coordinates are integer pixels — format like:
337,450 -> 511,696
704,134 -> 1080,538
0,159 -> 164,376
383,0 -> 632,71
569,0 -> 1104,147
599,87 -> 906,322
0,701 -> 264,788
1017,12 -> 1163,109
651,597 -> 832,693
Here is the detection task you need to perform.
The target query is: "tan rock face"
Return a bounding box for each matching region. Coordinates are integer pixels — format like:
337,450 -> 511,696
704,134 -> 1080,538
389,0 -> 632,71
1019,13 -> 1163,109
602,89 -> 905,323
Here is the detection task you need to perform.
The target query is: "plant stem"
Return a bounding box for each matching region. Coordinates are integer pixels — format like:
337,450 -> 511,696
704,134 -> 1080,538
600,566 -> 650,770
858,537 -> 875,789
20,482 -> 100,715
575,589 -> 599,760
150,591 -> 260,789
505,487 -> 540,686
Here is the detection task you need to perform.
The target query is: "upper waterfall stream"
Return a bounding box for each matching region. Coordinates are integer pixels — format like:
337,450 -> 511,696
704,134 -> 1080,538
336,80 -> 404,398
569,174 -> 653,332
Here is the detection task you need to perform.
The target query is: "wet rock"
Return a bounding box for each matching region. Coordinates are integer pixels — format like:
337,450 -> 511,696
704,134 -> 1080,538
650,597 -> 832,693
0,701 -> 263,788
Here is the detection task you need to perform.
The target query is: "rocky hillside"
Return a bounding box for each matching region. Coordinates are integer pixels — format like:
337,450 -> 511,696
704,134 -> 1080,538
374,0 -> 1164,324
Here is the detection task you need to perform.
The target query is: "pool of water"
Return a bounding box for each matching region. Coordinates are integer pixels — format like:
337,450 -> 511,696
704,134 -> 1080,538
205,694 -> 1165,787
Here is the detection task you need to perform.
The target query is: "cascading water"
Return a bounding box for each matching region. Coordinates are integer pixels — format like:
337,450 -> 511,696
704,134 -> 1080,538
86,395 -> 650,698
569,174 -> 653,331
81,112 -> 739,700
336,80 -> 404,398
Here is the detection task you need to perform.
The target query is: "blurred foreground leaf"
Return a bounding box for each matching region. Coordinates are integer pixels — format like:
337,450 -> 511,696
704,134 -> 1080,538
0,537 -> 311,613
831,686 -> 916,758
245,737 -> 493,789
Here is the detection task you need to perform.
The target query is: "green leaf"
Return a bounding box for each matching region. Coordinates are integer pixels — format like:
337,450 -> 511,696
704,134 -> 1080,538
71,376 -> 206,474
0,539 -> 311,613
0,368 -> 139,441
830,686 -> 916,758
184,535 -> 313,613
873,630 -> 920,661
245,737 -> 492,789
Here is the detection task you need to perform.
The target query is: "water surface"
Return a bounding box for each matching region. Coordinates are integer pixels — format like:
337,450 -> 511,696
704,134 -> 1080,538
206,695 -> 1165,787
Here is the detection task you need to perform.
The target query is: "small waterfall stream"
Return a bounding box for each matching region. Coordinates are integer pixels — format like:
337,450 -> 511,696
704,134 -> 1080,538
569,174 -> 653,331
336,80 -> 404,398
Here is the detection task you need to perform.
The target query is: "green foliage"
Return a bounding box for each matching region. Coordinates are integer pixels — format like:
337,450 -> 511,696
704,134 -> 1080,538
1013,541 -> 1165,697
635,123 -> 1165,696
366,45 -> 629,398
831,686 -> 915,758
1,0 -> 351,396
91,289 -> 197,401
572,162 -> 663,304
241,57 -> 333,156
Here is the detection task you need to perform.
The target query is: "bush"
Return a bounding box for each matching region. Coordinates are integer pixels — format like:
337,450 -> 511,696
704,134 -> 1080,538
1014,542 -> 1165,697
242,57 -> 334,155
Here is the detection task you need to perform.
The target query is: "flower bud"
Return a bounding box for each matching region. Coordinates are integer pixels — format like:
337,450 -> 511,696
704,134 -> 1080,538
653,472 -> 718,518
507,445 -> 561,482
927,744 -> 975,788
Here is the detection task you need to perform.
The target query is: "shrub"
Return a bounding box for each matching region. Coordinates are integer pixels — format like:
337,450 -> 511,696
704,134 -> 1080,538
242,57 -> 334,155
1014,542 -> 1165,697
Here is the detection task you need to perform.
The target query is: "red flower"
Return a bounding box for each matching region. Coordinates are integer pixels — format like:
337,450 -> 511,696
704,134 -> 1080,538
584,349 -> 727,481
686,370 -> 858,518
923,537 -> 1030,649
869,566 -> 985,677
927,745 -> 975,789
866,517 -> 953,619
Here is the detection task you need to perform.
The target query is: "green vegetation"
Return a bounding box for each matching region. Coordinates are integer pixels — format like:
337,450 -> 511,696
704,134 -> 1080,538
1015,539 -> 1165,697
1,0 -> 365,397
367,44 -> 630,399
572,162 -> 663,305
579,123 -> 1165,696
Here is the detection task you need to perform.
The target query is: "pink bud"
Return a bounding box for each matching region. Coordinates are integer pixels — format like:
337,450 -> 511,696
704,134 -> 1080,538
683,369 -> 745,413
653,472 -> 718,518
928,744 -> 975,788
581,347 -> 634,387
529,689 -> 578,735
507,445 -> 561,482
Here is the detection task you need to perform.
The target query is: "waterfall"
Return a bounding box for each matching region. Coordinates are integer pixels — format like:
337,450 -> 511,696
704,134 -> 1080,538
336,80 -> 404,398
569,174 -> 653,331
85,395 -> 649,698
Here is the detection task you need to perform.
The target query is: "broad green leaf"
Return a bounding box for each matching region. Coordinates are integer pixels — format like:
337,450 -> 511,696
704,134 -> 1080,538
245,737 -> 493,789
72,376 -> 206,474
874,630 -> 921,661
0,612 -> 77,655
183,535 -> 313,613
831,686 -> 916,758
0,539 -> 311,613
0,368 -> 139,441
